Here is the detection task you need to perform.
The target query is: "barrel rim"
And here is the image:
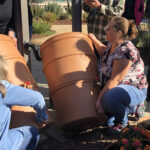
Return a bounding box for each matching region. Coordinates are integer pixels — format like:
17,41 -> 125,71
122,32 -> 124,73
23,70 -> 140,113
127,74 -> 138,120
40,32 -> 92,55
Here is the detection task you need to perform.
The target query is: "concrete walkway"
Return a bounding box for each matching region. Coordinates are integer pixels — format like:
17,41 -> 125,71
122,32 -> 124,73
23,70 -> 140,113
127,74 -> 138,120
31,24 -> 87,45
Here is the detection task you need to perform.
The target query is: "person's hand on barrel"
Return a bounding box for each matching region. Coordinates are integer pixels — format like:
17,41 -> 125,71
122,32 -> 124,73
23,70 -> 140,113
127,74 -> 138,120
20,81 -> 33,89
8,30 -> 17,48
35,104 -> 49,128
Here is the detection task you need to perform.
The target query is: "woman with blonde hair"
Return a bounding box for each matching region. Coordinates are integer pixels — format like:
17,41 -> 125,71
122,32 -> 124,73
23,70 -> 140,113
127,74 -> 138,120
89,16 -> 148,136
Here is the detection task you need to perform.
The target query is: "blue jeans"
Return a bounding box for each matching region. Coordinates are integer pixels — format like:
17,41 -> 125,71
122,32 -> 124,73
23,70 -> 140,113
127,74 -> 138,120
0,80 -> 48,150
101,84 -> 147,126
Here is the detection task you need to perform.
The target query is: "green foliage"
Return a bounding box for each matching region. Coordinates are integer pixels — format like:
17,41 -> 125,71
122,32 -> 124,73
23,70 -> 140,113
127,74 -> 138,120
32,5 -> 45,18
65,5 -> 72,15
43,12 -> 57,23
31,2 -> 73,35
33,18 -> 52,34
59,12 -> 70,20
82,12 -> 88,22
44,3 -> 63,16
135,28 -> 150,48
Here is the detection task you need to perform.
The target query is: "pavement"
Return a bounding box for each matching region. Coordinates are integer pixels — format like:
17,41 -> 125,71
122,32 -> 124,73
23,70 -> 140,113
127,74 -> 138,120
30,24 -> 150,149
31,24 -> 88,45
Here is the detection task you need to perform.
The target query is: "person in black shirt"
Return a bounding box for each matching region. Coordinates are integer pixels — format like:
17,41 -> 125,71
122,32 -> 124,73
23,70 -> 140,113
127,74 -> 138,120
0,0 -> 17,46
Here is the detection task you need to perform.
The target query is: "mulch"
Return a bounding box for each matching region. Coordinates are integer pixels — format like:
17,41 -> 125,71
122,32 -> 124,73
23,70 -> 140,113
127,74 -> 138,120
36,124 -> 118,150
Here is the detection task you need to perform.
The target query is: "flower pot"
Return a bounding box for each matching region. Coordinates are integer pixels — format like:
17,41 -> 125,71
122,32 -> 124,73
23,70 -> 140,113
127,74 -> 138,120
40,32 -> 104,130
0,34 -> 40,128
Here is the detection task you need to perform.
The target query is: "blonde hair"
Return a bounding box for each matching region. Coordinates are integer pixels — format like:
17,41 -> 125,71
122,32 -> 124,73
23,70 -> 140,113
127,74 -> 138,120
0,55 -> 8,98
112,16 -> 138,40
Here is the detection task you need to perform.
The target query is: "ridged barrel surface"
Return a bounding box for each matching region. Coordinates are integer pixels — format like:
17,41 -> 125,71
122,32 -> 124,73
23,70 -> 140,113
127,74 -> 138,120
41,32 -> 103,130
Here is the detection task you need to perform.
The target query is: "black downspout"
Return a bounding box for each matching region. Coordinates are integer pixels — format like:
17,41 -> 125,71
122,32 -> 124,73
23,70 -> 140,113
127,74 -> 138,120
72,0 -> 82,32
13,0 -> 24,56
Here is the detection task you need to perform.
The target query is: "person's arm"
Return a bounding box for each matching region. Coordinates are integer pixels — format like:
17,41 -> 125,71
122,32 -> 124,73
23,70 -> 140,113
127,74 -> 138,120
96,58 -> 132,113
83,0 -> 125,17
88,33 -> 106,57
99,0 -> 125,16
3,82 -> 48,125
82,1 -> 91,12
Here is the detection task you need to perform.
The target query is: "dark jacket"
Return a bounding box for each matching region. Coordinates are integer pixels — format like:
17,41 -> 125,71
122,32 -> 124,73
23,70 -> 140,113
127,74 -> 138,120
0,0 -> 14,34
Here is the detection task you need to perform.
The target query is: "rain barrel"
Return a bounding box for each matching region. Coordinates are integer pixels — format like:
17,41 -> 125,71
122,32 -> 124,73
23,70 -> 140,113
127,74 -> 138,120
0,34 -> 38,89
40,32 -> 104,130
0,34 -> 39,128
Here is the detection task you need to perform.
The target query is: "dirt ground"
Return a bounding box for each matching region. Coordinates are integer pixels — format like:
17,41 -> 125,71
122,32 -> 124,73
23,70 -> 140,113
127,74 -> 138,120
35,117 -> 150,150
36,123 -> 118,150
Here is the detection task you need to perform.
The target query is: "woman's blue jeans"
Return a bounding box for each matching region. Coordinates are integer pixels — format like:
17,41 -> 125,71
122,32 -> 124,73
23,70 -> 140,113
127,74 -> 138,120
101,84 -> 147,126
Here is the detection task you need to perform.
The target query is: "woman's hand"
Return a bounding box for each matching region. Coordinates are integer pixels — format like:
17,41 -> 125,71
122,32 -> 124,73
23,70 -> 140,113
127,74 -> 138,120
88,33 -> 98,42
8,31 -> 17,47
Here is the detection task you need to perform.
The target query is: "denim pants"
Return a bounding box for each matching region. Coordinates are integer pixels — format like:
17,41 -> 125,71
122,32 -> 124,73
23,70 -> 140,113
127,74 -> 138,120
0,80 -> 48,150
101,84 -> 147,126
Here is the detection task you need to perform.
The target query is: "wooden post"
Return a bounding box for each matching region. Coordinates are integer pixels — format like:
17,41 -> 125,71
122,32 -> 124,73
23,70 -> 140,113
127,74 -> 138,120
20,0 -> 31,70
21,0 -> 30,43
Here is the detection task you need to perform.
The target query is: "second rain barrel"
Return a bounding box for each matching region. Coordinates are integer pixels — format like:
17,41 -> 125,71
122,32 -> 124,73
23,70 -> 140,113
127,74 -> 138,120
40,32 -> 104,130
0,34 -> 39,128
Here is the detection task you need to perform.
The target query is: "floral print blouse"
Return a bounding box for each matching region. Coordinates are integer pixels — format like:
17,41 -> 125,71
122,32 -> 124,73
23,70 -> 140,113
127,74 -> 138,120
100,40 -> 148,89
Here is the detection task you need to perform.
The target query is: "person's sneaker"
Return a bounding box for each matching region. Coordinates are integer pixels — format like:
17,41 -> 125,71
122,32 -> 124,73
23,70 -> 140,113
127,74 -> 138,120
135,100 -> 147,120
104,123 -> 127,137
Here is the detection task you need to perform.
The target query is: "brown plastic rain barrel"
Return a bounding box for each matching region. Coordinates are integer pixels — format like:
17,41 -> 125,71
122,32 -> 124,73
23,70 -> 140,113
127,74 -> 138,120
40,32 -> 104,130
0,34 -> 40,128
0,34 -> 38,89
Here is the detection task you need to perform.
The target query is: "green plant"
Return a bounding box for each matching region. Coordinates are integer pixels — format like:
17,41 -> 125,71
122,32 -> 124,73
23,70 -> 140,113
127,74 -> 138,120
65,5 -> 72,15
82,12 -> 88,22
58,12 -> 70,20
44,3 -> 63,16
118,126 -> 150,150
33,19 -> 51,34
31,5 -> 45,18
43,12 -> 57,23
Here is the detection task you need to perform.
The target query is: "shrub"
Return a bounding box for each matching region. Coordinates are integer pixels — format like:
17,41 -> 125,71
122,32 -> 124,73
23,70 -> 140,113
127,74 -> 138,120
65,5 -> 72,15
82,12 -> 88,22
33,19 -> 51,34
59,12 -> 70,20
44,3 -> 63,16
43,12 -> 57,23
31,5 -> 45,18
